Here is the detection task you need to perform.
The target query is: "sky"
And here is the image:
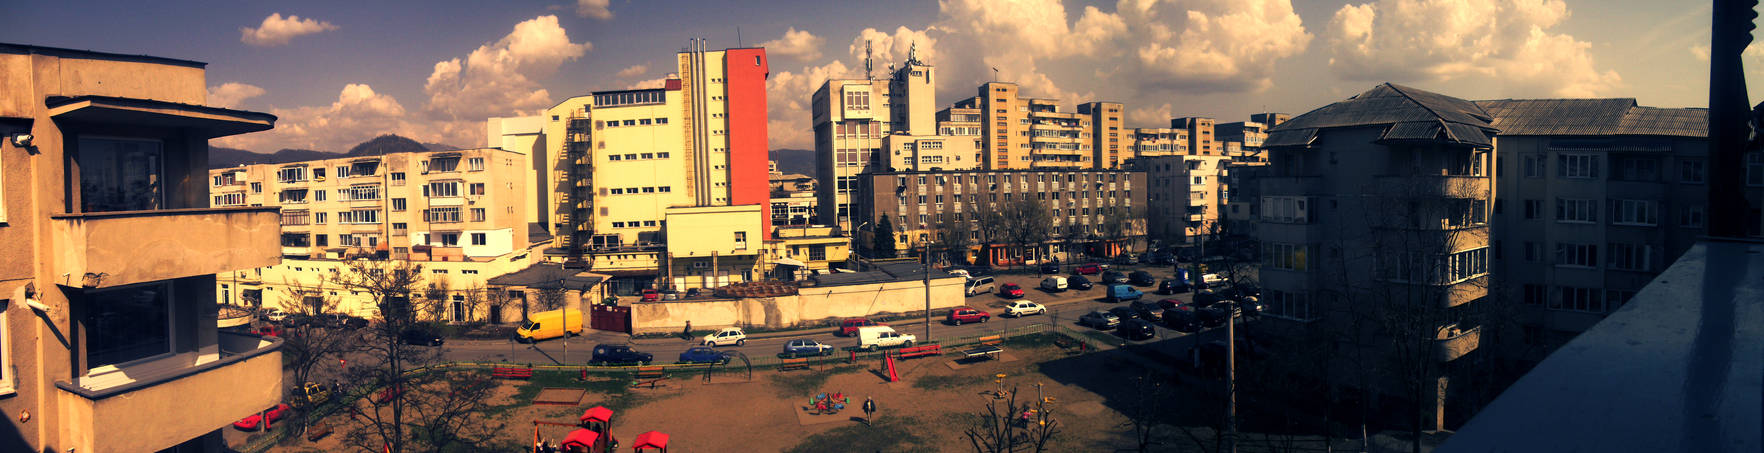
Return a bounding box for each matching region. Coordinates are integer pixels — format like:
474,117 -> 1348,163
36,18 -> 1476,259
0,0 -> 1745,154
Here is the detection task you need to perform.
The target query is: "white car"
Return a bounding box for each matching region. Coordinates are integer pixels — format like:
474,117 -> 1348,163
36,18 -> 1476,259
701,327 -> 747,347
1202,273 -> 1226,285
1004,300 -> 1047,317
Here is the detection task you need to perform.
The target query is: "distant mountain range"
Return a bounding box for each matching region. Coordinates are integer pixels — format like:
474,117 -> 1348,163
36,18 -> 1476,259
770,148 -> 815,177
209,135 -> 458,169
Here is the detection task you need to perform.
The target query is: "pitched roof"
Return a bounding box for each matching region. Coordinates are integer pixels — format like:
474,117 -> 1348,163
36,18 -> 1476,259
1266,83 -> 1497,148
1474,99 -> 1707,137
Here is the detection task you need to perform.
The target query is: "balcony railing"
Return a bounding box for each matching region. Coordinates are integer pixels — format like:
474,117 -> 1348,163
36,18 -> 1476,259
56,332 -> 283,453
1434,323 -> 1482,362
51,207 -> 282,288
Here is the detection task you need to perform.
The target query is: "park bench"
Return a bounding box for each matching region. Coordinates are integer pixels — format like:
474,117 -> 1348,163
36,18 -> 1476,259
490,365 -> 533,379
779,357 -> 810,372
962,335 -> 1005,361
896,344 -> 943,359
631,366 -> 668,389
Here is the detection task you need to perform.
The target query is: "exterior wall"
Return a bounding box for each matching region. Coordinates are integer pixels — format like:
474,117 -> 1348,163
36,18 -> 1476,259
1132,155 -> 1230,245
663,205 -> 764,289
890,61 -> 936,135
722,48 -> 772,238
766,226 -> 850,273
1173,117 -> 1219,156
770,191 -> 816,226
629,276 -> 964,333
1078,102 -> 1126,169
1129,128 -> 1190,158
979,82 -> 1026,169
586,91 -> 690,246
228,244 -> 545,321
814,78 -> 894,230
856,169 -> 1149,261
542,96 -> 593,249
487,115 -> 549,232
881,134 -> 981,171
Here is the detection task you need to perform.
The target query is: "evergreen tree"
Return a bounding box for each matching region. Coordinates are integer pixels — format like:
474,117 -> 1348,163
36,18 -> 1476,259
874,214 -> 898,259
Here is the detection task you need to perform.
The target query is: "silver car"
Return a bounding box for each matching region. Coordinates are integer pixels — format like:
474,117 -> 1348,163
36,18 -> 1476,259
1078,310 -> 1120,329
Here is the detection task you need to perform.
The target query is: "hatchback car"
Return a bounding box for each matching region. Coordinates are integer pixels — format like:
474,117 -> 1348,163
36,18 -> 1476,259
1078,310 -> 1121,329
232,403 -> 292,431
701,327 -> 747,347
678,347 -> 734,364
947,308 -> 992,325
1117,319 -> 1157,341
1039,262 -> 1061,274
1003,300 -> 1047,317
838,318 -> 880,336
1071,263 -> 1103,275
1128,270 -> 1156,286
1158,278 -> 1189,295
1129,300 -> 1165,321
640,289 -> 660,302
1197,306 -> 1229,328
998,283 -> 1026,299
1108,306 -> 1141,322
1068,275 -> 1095,290
590,344 -> 654,365
400,328 -> 445,346
783,339 -> 835,357
1100,270 -> 1127,284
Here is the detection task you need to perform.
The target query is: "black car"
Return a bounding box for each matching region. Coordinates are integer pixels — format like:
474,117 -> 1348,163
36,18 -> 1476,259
1100,270 -> 1127,284
1197,306 -> 1229,328
1220,284 -> 1261,301
400,328 -> 445,346
1163,306 -> 1200,332
1117,319 -> 1157,341
1068,275 -> 1095,290
590,344 -> 653,365
1193,289 -> 1224,308
319,314 -> 369,329
1230,297 -> 1264,318
1039,262 -> 1060,274
1128,270 -> 1156,286
1158,279 -> 1189,295
1108,306 -> 1140,322
1129,300 -> 1165,321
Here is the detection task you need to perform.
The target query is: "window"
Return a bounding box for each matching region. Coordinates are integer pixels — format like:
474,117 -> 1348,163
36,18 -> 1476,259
212,193 -> 246,206
312,168 -> 326,180
809,245 -> 827,261
342,184 -> 381,201
436,233 -> 460,246
468,157 -> 486,171
315,212 -> 327,224
1524,199 -> 1541,220
1555,243 -> 1598,267
1558,154 -> 1599,179
428,156 -> 461,172
277,189 -> 308,204
1610,200 -> 1657,226
1553,286 -> 1605,313
78,137 -> 163,213
1680,159 -> 1706,183
427,181 -> 462,198
734,231 -> 748,250
1748,152 -> 1764,186
471,233 -> 488,246
392,222 -> 407,232
339,209 -> 380,224
1266,243 -> 1309,271
426,207 -> 462,223
470,183 -> 486,196
392,198 -> 407,211
315,190 -> 327,202
1611,156 -> 1660,181
1522,284 -> 1547,305
1608,243 -> 1653,271
1680,206 -> 1706,228
83,282 -> 172,369
471,208 -> 486,222
390,172 -> 406,186
1262,197 -> 1309,223
1556,198 -> 1598,223
276,166 -> 307,183
1263,290 -> 1312,321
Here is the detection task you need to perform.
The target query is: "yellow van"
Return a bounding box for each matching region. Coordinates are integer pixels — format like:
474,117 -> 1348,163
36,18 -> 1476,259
515,308 -> 584,342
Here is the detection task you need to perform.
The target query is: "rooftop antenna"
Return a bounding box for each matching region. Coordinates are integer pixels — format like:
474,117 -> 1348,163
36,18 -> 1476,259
864,40 -> 874,79
737,27 -> 742,47
908,41 -> 918,65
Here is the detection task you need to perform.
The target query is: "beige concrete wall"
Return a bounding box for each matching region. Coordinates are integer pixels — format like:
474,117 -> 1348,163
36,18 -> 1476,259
56,345 -> 282,453
664,205 -> 763,257
52,207 -> 281,289
629,276 -> 964,333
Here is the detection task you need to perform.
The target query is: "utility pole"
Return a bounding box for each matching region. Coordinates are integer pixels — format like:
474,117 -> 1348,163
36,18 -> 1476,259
560,278 -> 568,364
923,244 -> 932,342
1224,302 -> 1238,453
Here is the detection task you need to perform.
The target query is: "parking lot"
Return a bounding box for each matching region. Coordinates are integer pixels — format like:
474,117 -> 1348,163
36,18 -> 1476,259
951,259 -> 1260,348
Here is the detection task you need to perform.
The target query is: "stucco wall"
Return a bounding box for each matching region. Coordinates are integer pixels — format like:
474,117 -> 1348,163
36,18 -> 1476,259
56,345 -> 281,453
629,276 -> 964,333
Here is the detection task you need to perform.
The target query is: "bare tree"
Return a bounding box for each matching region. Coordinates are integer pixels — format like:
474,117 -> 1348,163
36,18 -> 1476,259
973,201 -> 1008,266
533,286 -> 568,312
273,279 -> 360,437
963,386 -> 1059,453
484,287 -> 515,324
1121,374 -> 1170,452
1001,198 -> 1053,267
421,278 -> 452,322
933,213 -> 974,266
327,257 -> 427,453
1099,205 -> 1145,257
459,282 -> 488,323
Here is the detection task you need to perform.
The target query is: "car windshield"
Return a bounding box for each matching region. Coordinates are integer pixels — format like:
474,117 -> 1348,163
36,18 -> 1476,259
521,321 -> 538,330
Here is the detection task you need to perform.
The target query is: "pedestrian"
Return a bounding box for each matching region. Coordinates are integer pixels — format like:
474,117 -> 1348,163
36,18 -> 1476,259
862,396 -> 877,426
682,320 -> 692,341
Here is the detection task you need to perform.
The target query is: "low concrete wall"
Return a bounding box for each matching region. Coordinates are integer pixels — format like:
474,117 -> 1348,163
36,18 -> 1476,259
630,276 -> 965,334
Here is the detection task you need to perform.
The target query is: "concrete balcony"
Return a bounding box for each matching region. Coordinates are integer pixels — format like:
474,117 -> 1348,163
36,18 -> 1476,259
1260,176 -> 1323,196
56,332 -> 283,453
1374,175 -> 1491,198
1442,275 -> 1489,308
1434,323 -> 1481,362
51,207 -> 281,289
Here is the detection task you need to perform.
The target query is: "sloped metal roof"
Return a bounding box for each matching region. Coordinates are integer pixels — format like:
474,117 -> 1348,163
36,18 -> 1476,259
1475,98 -> 1707,137
1267,83 -> 1496,148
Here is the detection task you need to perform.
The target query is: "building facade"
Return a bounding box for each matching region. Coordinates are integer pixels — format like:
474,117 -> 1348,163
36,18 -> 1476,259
854,169 -> 1147,265
812,57 -> 937,230
1130,155 -> 1231,245
0,43 -> 284,453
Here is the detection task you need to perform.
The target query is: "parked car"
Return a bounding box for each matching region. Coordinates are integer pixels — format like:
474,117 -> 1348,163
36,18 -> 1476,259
1100,270 -> 1127,284
947,268 -> 971,280
1108,306 -> 1141,322
253,325 -> 284,338
838,318 -> 881,336
1040,276 -> 1068,292
857,326 -> 916,351
640,289 -> 660,302
261,308 -> 288,323
1202,273 -> 1226,285
783,339 -> 835,357
1128,270 -> 1156,286
660,289 -> 682,301
1113,254 -> 1139,265
590,344 -> 654,365
1068,275 -> 1095,290
1004,300 -> 1047,317
232,403 -> 292,431
1118,319 -> 1157,341
1078,310 -> 1120,329
678,347 -> 734,364
1220,284 -> 1261,301
1144,252 -> 1175,265
1223,297 -> 1264,318
947,308 -> 991,325
1071,263 -> 1103,275
1158,278 -> 1189,295
1197,305 -> 1229,328
998,283 -> 1026,299
319,314 -> 367,329
374,384 -> 404,405
1105,284 -> 1145,302
965,276 -> 997,296
516,308 -> 585,342
401,327 -> 445,346
1129,300 -> 1165,321
1193,289 -> 1224,308
292,382 -> 330,407
701,327 -> 747,347
1039,262 -> 1061,274
1163,305 -> 1201,332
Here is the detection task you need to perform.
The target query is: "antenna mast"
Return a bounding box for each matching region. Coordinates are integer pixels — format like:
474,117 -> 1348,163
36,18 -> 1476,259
864,40 -> 874,79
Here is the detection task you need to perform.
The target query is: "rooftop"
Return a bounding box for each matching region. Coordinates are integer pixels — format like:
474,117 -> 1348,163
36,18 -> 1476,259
1267,83 -> 1496,148
1475,98 -> 1708,137
0,42 -> 206,68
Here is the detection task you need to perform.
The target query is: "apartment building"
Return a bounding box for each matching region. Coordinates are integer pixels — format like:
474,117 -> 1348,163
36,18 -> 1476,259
0,43 -> 284,453
1078,102 -> 1127,169
1128,128 -> 1191,157
487,115 -> 550,231
1216,120 -> 1268,163
1171,117 -> 1219,156
1130,155 -> 1231,245
535,42 -> 771,294
879,133 -> 981,172
210,148 -> 536,320
853,169 -> 1147,265
812,57 -> 936,230
1259,83 -> 1497,431
1475,99 -> 1714,356
765,225 -> 851,278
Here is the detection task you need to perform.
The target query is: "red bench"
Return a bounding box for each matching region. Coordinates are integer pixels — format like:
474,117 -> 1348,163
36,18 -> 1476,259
896,344 -> 942,359
490,366 -> 533,379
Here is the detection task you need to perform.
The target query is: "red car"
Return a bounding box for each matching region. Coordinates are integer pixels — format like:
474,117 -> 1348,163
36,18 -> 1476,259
1071,263 -> 1103,275
998,283 -> 1026,299
253,325 -> 284,337
640,289 -> 660,302
946,308 -> 991,325
232,403 -> 292,431
838,318 -> 880,336
374,384 -> 404,405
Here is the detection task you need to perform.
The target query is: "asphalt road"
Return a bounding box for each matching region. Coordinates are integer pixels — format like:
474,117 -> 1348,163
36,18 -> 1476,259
439,262 -> 1245,366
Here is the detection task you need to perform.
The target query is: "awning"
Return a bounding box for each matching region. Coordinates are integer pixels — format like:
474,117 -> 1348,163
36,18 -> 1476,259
560,429 -> 598,448
578,406 -> 613,423
774,257 -> 806,267
486,263 -> 606,291
633,431 -> 670,449
45,95 -> 275,138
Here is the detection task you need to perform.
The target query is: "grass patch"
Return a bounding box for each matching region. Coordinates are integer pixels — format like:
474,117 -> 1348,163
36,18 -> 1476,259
767,364 -> 863,398
911,373 -> 993,391
481,369 -> 641,417
1078,329 -> 1123,346
1001,332 -> 1057,348
781,416 -> 935,453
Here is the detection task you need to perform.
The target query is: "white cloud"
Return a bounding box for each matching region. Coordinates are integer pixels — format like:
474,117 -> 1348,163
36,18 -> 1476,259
214,83 -> 412,152
616,64 -> 649,78
240,13 -> 337,47
1119,0 -> 1313,92
207,82 -> 265,109
626,77 -> 667,90
767,60 -> 853,149
761,27 -> 825,62
422,15 -> 590,128
576,0 -> 612,20
1325,0 -> 1620,97
1691,44 -> 1710,62
1129,103 -> 1175,127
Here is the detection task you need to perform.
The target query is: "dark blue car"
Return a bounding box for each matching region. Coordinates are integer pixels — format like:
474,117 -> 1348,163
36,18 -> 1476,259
677,347 -> 732,364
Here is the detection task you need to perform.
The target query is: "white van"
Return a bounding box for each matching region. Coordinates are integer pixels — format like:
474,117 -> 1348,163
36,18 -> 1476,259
965,276 -> 996,296
856,325 -> 917,351
1040,276 -> 1068,292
